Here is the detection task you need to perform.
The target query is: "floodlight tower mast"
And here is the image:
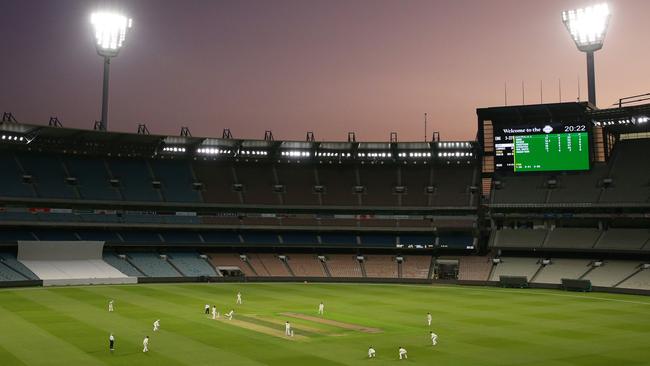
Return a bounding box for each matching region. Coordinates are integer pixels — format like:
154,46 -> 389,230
90,12 -> 132,131
562,3 -> 611,107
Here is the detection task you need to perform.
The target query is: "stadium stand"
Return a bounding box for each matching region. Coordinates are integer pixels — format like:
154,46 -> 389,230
617,267 -> 650,290
126,253 -> 181,277
275,165 -> 319,205
192,161 -> 241,204
21,259 -> 130,285
325,254 -> 363,277
0,153 -> 35,197
64,156 -> 121,200
455,256 -> 492,281
108,159 -> 162,201
543,228 -> 602,249
489,257 -> 541,282
244,253 -> 271,276
208,253 -> 255,276
491,174 -> 548,204
363,255 -> 397,278
492,229 -> 547,248
358,165 -> 398,206
318,165 -> 358,206
431,166 -> 475,207
581,260 -> 641,287
149,159 -> 201,202
102,252 -> 144,277
401,255 -> 431,279
599,139 -> 650,203
531,259 -> 592,284
285,254 -> 326,277
594,229 -> 650,251
167,252 -> 217,277
547,164 -> 607,203
18,153 -> 77,199
0,252 -> 38,280
254,253 -> 291,276
236,164 -> 280,205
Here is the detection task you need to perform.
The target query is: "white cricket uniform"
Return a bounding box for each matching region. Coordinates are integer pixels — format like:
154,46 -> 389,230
153,320 -> 160,331
399,348 -> 408,360
285,322 -> 292,336
431,332 -> 438,346
318,303 -> 324,315
226,310 -> 234,320
236,293 -> 242,304
108,301 -> 114,312
212,307 -> 217,319
368,348 -> 376,358
143,338 -> 149,352
427,314 -> 432,326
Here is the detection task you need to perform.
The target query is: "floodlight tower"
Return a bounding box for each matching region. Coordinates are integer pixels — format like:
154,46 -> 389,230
90,11 -> 132,131
562,3 -> 611,107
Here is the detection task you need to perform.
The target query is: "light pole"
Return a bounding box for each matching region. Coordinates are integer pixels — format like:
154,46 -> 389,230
562,3 -> 611,107
90,11 -> 132,131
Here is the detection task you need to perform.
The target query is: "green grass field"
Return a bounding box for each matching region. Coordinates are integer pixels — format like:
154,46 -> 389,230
0,283 -> 649,365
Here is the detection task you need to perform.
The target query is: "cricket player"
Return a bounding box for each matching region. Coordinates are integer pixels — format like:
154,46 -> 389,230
430,331 -> 438,346
153,319 -> 160,332
108,300 -> 114,312
143,336 -> 149,353
225,309 -> 234,320
212,305 -> 218,320
204,304 -> 210,315
236,292 -> 242,305
285,321 -> 292,336
368,346 -> 376,358
398,347 -> 408,360
426,312 -> 432,326
318,302 -> 324,315
109,333 -> 115,352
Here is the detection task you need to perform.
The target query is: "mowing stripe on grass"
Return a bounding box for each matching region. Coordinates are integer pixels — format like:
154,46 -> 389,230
216,317 -> 308,341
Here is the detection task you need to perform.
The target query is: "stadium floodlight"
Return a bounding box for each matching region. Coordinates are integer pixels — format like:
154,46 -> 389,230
90,11 -> 133,131
562,3 -> 611,106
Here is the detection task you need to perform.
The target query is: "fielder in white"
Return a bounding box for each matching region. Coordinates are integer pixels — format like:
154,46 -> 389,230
285,321 -> 292,336
153,319 -> 160,332
430,331 -> 438,346
143,336 -> 149,353
426,312 -> 432,326
368,346 -> 376,358
236,292 -> 242,305
318,302 -> 324,315
398,347 -> 408,360
108,300 -> 114,312
225,309 -> 234,320
212,305 -> 218,319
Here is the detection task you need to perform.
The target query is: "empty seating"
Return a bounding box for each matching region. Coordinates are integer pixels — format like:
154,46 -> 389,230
617,268 -> 650,290
245,254 -> 270,276
544,228 -> 601,249
0,153 -> 34,197
241,232 -> 279,245
276,165 -> 319,205
320,233 -> 357,246
595,229 -> 650,251
325,255 -> 362,277
236,164 -> 279,205
281,232 -> 319,246
168,252 -> 217,276
402,256 -> 431,279
192,162 -> 240,204
127,253 -> 181,277
0,252 -> 37,280
286,254 -> 325,277
108,159 -> 161,201
400,165 -> 431,206
149,159 -> 200,202
599,140 -> 650,203
399,234 -> 434,246
209,253 -> 255,276
491,175 -> 548,204
431,166 -> 475,207
254,254 -> 290,276
18,153 -> 76,199
458,256 -> 492,281
317,165 -> 358,206
489,257 -> 541,281
200,231 -> 241,244
103,253 -> 143,276
160,231 -> 202,244
532,259 -> 591,284
363,255 -> 397,278
359,234 -> 396,247
582,260 -> 640,287
65,156 -> 120,200
493,229 -> 547,248
438,232 -> 474,249
547,164 -> 606,203
358,165 -> 398,206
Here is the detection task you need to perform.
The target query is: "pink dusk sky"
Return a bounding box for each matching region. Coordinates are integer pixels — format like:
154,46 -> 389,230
1,0 -> 649,141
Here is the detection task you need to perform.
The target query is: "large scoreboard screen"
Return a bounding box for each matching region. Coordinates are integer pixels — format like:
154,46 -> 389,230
494,123 -> 590,172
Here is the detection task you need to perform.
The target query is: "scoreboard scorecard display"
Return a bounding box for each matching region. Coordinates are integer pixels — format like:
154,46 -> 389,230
494,123 -> 590,172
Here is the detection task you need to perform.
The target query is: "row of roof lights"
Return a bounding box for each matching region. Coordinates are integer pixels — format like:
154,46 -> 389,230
316,152 -> 352,157
358,152 -> 392,158
593,116 -> 649,126
197,148 -> 231,155
438,142 -> 472,149
281,150 -> 310,157
162,146 -> 186,153
1,134 -> 26,142
240,150 -> 268,156
439,151 -> 473,157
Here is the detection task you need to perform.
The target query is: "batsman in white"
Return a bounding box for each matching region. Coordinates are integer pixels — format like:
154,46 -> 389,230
398,346 -> 408,360
285,321 -> 292,336
368,346 -> 376,358
212,305 -> 218,319
225,309 -> 234,320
